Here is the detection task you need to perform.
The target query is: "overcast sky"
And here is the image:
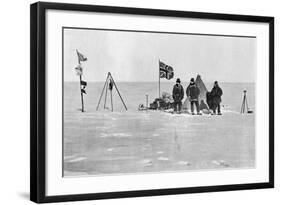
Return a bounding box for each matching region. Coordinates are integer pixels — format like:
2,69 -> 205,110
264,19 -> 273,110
63,28 -> 256,83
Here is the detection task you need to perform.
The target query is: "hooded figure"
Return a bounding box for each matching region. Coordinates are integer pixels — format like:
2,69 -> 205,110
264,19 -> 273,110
186,78 -> 201,115
210,81 -> 223,115
172,78 -> 184,113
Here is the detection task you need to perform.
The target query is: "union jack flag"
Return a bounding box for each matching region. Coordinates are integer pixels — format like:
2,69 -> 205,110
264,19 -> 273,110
159,60 -> 174,80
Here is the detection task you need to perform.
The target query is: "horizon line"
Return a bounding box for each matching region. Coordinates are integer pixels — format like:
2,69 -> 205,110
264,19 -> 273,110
64,80 -> 255,84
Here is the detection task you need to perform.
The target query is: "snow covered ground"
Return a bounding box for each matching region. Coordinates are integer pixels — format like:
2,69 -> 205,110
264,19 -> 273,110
63,82 -> 255,176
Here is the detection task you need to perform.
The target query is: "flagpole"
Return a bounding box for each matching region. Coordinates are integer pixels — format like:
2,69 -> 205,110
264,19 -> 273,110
159,59 -> 161,99
76,49 -> 84,112
79,75 -> 84,112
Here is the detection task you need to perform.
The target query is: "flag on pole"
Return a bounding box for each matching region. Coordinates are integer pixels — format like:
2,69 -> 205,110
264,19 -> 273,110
80,80 -> 87,94
75,64 -> 83,76
159,60 -> 174,80
81,88 -> 86,94
76,50 -> 87,62
81,80 -> 87,86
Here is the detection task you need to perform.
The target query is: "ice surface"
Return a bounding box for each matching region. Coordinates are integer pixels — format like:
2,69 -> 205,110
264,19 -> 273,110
63,82 -> 255,176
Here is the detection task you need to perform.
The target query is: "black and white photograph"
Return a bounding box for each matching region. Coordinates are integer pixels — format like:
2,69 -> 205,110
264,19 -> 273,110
29,2 -> 274,203
63,27 -> 256,176
0,0 -> 278,204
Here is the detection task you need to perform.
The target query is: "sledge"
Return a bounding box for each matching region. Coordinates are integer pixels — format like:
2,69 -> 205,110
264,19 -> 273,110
138,104 -> 148,111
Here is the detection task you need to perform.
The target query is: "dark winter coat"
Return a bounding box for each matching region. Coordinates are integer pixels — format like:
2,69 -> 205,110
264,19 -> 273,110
172,84 -> 184,102
186,83 -> 200,101
210,86 -> 223,103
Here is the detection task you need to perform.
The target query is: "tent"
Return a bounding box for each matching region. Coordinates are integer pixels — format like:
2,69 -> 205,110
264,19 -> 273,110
195,74 -> 208,103
182,74 -> 208,111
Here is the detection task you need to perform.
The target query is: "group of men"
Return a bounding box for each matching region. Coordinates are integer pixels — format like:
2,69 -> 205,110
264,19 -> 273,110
172,78 -> 223,115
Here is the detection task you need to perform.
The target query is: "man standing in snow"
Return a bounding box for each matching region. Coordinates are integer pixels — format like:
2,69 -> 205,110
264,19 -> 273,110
210,81 -> 223,115
172,78 -> 184,113
186,78 -> 201,115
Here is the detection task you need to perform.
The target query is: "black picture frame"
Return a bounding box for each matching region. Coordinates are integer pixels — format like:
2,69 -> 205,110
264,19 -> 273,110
30,2 -> 274,203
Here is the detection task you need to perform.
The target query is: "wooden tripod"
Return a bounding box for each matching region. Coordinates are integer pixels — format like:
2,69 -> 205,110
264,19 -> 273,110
240,90 -> 250,114
96,72 -> 127,111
